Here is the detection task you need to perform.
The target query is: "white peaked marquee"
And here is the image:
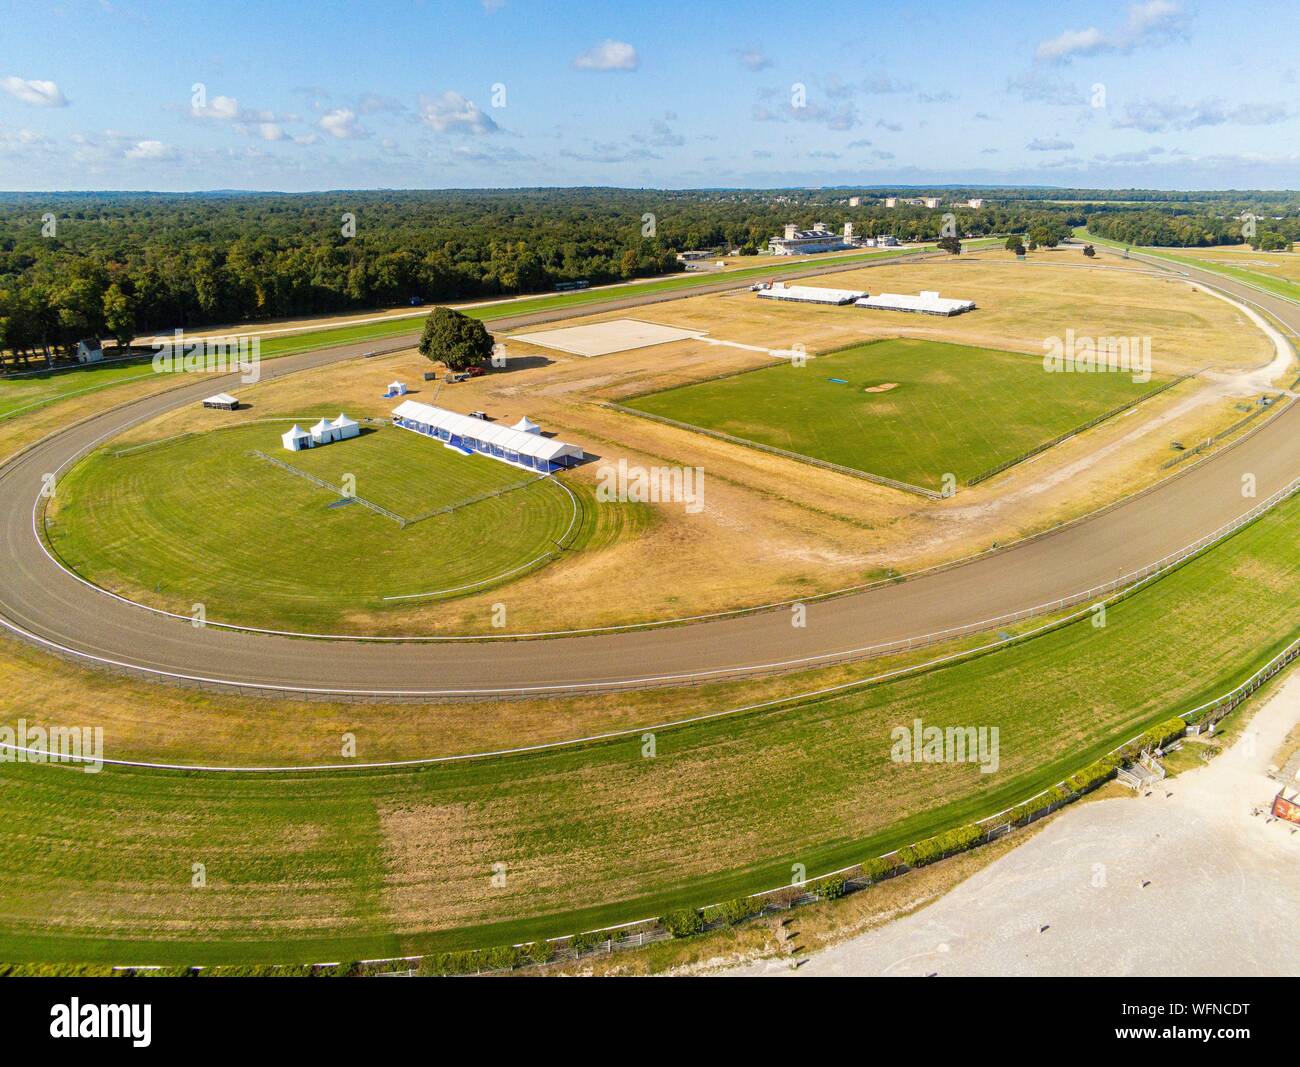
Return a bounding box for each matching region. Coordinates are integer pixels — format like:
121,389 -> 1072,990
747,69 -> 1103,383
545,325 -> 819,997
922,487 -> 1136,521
391,400 -> 583,472
281,424 -> 312,451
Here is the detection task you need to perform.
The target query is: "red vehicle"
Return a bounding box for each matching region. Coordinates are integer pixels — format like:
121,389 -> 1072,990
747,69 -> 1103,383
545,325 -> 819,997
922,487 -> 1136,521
467,364 -> 486,377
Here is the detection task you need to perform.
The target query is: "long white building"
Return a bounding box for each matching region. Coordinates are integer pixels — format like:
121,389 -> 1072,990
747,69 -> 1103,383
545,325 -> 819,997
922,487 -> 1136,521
391,400 -> 584,473
854,290 -> 976,316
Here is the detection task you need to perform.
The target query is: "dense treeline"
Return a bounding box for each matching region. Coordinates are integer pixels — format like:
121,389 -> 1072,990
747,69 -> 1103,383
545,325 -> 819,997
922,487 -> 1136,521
1,186 -> 1293,369
1084,206 -> 1299,249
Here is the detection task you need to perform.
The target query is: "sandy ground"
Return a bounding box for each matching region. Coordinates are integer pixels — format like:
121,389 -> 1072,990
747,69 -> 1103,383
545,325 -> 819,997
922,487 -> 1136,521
721,673 -> 1300,978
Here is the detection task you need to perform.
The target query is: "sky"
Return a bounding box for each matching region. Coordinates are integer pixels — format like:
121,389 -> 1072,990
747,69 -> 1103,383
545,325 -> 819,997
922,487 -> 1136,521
1,0 -> 1298,192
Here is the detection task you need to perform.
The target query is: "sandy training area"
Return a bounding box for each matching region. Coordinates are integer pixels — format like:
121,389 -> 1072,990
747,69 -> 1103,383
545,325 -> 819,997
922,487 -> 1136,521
723,673 -> 1300,978
510,318 -> 704,357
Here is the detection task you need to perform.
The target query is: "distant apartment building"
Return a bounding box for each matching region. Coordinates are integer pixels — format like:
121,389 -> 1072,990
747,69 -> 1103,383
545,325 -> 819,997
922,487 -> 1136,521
955,198 -> 986,208
885,196 -> 941,209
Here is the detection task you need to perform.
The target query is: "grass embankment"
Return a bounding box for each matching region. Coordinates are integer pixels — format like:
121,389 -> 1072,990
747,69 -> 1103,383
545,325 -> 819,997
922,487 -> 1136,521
624,338 -> 1165,490
44,422 -> 626,629
1077,228 -> 1300,304
2,489 -> 1296,964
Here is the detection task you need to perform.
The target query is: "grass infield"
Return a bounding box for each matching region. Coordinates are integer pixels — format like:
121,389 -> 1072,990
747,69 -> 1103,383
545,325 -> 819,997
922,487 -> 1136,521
43,421 -> 605,630
2,488 -> 1296,964
623,338 -> 1166,490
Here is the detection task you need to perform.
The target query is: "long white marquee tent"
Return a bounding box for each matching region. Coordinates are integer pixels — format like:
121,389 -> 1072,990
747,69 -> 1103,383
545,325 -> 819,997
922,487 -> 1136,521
756,283 -> 867,306
854,290 -> 976,316
391,400 -> 584,472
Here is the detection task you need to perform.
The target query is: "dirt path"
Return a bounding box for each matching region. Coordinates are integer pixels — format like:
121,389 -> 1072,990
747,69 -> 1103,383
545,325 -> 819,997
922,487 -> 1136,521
723,673 -> 1300,977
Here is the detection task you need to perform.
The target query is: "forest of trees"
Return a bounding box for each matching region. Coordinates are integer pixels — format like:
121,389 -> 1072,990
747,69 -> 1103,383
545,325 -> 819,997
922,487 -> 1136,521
1,186 -> 1295,369
1083,206 -> 1299,249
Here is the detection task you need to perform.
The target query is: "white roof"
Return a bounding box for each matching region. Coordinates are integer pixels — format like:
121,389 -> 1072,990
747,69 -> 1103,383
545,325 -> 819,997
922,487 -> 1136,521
392,400 -> 582,462
855,291 -> 976,314
388,380 -> 405,389
282,423 -> 310,439
334,413 -> 358,427
511,416 -> 541,434
204,393 -> 238,405
310,417 -> 334,434
757,284 -> 867,305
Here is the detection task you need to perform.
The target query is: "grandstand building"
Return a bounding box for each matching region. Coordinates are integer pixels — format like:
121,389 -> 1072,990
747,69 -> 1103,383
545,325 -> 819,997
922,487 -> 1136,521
767,222 -> 851,256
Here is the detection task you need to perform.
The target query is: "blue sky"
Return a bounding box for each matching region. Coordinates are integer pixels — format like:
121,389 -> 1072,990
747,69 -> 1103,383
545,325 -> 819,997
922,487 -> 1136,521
1,0 -> 1297,191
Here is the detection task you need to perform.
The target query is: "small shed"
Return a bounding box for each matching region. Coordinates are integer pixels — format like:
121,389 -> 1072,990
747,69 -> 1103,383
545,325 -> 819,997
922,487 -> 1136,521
310,417 -> 336,445
75,338 -> 104,364
281,424 -> 312,451
511,415 -> 542,435
202,393 -> 240,411
333,413 -> 360,440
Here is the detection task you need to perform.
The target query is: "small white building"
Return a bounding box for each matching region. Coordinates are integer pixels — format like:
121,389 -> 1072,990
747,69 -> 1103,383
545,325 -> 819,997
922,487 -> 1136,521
75,338 -> 104,364
386,380 -> 408,397
282,424 -> 312,451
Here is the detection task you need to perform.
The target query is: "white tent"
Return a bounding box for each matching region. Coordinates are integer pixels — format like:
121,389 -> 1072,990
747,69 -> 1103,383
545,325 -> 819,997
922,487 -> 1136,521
202,393 -> 239,410
387,380 -> 408,396
281,424 -> 312,452
391,400 -> 584,472
511,415 -> 542,435
310,417 -> 336,444
333,413 -> 360,440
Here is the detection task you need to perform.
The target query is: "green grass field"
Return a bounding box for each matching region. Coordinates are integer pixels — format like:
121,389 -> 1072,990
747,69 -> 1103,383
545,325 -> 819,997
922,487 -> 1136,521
45,421 -> 600,630
0,357 -> 176,420
624,338 -> 1166,490
3,488 -> 1296,964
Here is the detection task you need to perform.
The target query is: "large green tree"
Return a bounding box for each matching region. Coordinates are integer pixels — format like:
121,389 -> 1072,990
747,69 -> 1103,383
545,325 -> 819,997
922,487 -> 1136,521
418,305 -> 494,371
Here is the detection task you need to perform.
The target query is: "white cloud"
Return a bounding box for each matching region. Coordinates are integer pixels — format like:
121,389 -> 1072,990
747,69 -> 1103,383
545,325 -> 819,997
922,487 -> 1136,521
192,94 -> 242,121
418,91 -> 498,135
1114,98 -> 1291,133
1007,69 -> 1079,105
1,76 -> 68,107
1036,0 -> 1188,63
124,139 -> 177,161
258,123 -> 284,141
1027,136 -> 1074,151
573,40 -> 639,72
736,48 -> 772,71
319,108 -> 365,139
